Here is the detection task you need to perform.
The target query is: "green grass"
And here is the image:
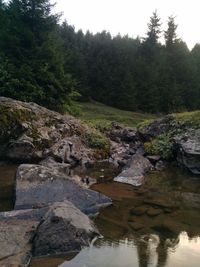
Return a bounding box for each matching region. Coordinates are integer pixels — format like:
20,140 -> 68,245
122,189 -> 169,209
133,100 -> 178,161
76,101 -> 158,128
173,110 -> 200,128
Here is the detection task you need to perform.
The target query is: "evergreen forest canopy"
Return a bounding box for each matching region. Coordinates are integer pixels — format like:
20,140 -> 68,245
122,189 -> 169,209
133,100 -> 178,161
1,0 -> 200,113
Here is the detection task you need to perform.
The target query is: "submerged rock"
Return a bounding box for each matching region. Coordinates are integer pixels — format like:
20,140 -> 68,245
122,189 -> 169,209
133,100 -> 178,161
33,201 -> 99,256
114,154 -> 152,186
15,164 -> 111,215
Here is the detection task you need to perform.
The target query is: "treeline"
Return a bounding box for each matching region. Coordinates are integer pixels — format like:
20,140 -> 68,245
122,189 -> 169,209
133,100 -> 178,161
1,1 -> 200,113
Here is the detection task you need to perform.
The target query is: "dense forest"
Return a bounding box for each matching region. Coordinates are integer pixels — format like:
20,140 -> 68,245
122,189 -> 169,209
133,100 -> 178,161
1,0 -> 200,113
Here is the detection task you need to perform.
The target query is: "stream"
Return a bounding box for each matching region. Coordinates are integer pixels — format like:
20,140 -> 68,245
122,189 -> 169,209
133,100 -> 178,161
0,162 -> 200,267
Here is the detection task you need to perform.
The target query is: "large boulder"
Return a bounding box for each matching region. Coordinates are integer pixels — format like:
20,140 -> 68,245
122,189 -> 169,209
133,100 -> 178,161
175,129 -> 200,174
0,97 -> 100,165
0,201 -> 99,263
114,154 -> 152,186
33,201 -> 99,256
15,164 -> 111,215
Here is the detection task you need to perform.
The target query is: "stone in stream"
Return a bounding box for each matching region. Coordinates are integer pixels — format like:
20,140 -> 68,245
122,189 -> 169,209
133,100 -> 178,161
0,218 -> 38,267
0,201 -> 100,263
114,154 -> 152,186
175,129 -> 200,174
33,201 -> 99,256
14,164 -> 111,215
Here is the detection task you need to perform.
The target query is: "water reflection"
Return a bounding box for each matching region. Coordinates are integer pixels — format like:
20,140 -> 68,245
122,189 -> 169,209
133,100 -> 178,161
27,164 -> 200,267
0,162 -> 18,211
58,233 -> 200,267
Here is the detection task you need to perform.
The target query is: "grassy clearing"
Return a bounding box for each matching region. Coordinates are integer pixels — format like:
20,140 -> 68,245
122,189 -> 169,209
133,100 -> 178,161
76,101 -> 158,128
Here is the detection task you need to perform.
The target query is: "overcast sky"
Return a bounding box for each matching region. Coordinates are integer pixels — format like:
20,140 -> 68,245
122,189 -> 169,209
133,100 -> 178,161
54,0 -> 200,49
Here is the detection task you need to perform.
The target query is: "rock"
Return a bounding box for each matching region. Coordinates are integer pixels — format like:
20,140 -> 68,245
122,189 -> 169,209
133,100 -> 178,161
181,192 -> 200,208
107,123 -> 139,143
143,198 -> 177,209
155,160 -> 168,171
138,115 -> 174,141
6,139 -> 36,162
147,155 -> 161,164
0,219 -> 38,267
33,201 -> 99,256
15,164 -> 111,215
0,97 -> 98,165
146,207 -> 163,217
0,201 -> 99,261
175,129 -> 200,174
114,154 -> 152,186
130,206 -> 147,216
129,222 -> 144,230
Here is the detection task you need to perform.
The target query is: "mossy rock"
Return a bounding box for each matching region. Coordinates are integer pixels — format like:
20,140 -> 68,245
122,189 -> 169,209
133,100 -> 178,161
0,105 -> 34,143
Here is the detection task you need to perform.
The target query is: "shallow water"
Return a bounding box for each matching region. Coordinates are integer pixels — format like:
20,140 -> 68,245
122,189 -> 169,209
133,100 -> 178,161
0,162 -> 18,211
2,162 -> 200,267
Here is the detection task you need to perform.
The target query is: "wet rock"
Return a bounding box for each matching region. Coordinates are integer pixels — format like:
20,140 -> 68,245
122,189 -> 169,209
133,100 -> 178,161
181,192 -> 200,208
129,222 -> 144,230
175,129 -> 200,174
143,198 -> 177,209
114,154 -> 152,186
15,164 -> 111,215
130,206 -> 147,216
33,201 -> 99,256
146,207 -> 163,217
155,160 -> 168,171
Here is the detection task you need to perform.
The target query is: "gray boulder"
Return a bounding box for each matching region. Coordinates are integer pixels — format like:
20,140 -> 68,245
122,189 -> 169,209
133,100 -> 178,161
0,218 -> 38,267
0,201 -> 99,263
0,97 -> 99,165
175,129 -> 200,174
114,154 -> 152,186
15,164 -> 111,215
33,201 -> 99,256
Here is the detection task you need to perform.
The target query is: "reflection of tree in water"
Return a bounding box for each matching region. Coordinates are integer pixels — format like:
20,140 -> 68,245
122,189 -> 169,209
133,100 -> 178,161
135,233 -> 180,267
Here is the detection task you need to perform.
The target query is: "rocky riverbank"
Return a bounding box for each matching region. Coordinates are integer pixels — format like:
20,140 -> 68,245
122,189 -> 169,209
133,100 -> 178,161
0,97 -> 200,266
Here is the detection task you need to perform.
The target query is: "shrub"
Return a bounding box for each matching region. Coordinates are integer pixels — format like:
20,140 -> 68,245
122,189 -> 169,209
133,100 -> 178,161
144,134 -> 174,160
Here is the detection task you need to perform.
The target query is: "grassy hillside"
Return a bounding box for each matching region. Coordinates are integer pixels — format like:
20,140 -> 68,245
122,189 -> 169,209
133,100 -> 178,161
76,101 -> 158,128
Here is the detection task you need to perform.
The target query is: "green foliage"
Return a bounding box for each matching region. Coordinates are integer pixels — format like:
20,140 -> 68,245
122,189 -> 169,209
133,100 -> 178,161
0,4 -> 200,115
173,110 -> 200,128
85,131 -> 109,149
144,134 -> 174,160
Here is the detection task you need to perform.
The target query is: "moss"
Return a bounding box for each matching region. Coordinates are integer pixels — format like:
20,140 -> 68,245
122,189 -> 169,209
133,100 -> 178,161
173,110 -> 200,128
84,129 -> 111,159
0,104 -> 35,143
144,134 -> 174,160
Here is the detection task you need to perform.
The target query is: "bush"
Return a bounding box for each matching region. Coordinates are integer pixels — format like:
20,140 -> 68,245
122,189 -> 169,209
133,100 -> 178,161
144,134 -> 174,160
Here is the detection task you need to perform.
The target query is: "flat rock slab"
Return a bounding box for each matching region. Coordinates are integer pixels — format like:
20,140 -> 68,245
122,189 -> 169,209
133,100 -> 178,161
114,155 -> 152,186
15,164 -> 111,215
0,219 -> 38,267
